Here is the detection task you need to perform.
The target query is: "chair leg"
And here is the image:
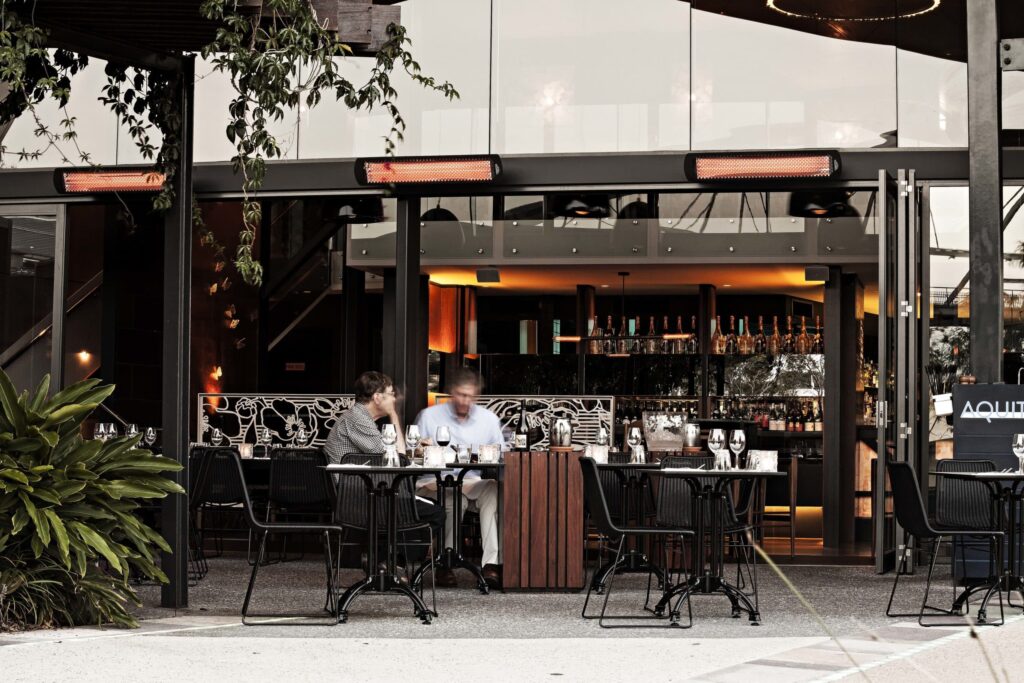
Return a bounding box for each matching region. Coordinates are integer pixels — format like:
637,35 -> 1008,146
241,533 -> 267,624
919,538 -> 941,626
322,531 -> 338,621
598,537 -> 626,628
886,534 -> 912,618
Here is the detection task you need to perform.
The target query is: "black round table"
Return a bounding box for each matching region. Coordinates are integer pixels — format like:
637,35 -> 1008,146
325,464 -> 445,624
652,468 -> 786,625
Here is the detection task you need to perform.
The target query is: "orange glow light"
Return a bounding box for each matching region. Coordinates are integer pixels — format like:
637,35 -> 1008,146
690,152 -> 838,181
357,156 -> 500,185
554,335 -> 582,343
210,366 -> 223,381
57,169 -> 165,193
76,350 -> 91,364
661,334 -> 691,340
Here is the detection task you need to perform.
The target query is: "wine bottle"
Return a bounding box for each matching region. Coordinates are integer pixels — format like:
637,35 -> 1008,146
782,315 -> 795,354
725,315 -> 738,355
617,316 -> 629,354
711,316 -> 723,355
768,316 -> 782,355
513,400 -> 530,451
589,316 -> 602,355
754,315 -> 767,354
646,316 -> 659,354
811,315 -> 824,353
796,315 -> 811,354
633,315 -> 642,353
740,315 -> 753,355
604,315 -> 615,354
661,315 -> 671,353
687,315 -> 699,354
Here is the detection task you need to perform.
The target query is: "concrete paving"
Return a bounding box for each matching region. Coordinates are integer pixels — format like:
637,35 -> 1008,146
1,556 -> 1020,682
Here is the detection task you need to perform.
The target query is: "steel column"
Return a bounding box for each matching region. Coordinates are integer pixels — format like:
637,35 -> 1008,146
966,0 -> 1004,383
160,56 -> 194,609
393,197 -> 422,425
49,206 -> 67,388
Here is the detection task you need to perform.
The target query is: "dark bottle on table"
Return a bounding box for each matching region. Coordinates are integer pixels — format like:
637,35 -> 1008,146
513,400 -> 530,451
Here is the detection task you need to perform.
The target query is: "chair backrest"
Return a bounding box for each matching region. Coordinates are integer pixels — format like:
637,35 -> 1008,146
193,446 -> 247,506
886,461 -> 935,538
657,455 -> 714,528
334,453 -> 419,530
268,447 -> 332,510
579,456 -> 620,537
935,458 -> 996,530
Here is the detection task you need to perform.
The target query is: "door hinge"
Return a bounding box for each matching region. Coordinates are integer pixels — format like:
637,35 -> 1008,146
898,421 -> 912,439
875,400 -> 887,428
899,300 -> 913,318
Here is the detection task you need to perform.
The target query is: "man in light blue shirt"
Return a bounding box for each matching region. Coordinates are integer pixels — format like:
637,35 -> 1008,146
415,368 -> 504,587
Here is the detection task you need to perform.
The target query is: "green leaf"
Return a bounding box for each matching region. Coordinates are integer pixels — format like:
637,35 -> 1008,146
29,374 -> 50,412
44,508 -> 71,568
41,378 -> 101,412
0,468 -> 29,485
42,403 -> 98,428
69,521 -> 123,576
11,507 -> 29,535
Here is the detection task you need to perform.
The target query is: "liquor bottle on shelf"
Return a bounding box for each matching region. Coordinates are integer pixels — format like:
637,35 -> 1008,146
661,315 -> 671,353
768,316 -> 782,356
739,316 -> 753,355
811,401 -> 823,431
616,316 -> 629,354
724,315 -> 738,355
604,315 -> 615,354
754,316 -> 767,354
771,404 -> 784,431
513,400 -> 530,451
632,316 -> 642,353
711,316 -> 723,354
797,403 -> 806,432
782,315 -> 795,354
811,315 -> 824,353
670,315 -> 684,354
711,399 -> 722,420
643,317 -> 659,356
589,316 -> 602,355
684,315 -> 700,356
795,316 -> 811,354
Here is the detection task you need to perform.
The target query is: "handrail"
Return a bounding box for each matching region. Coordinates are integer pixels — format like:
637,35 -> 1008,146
0,271 -> 103,367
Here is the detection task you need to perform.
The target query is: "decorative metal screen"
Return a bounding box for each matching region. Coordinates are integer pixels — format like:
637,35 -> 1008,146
438,395 -> 615,450
197,393 -> 613,450
196,394 -> 355,446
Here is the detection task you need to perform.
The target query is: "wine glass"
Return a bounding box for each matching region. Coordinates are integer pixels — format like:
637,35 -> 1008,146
435,425 -> 451,450
295,426 -> 309,447
143,427 -> 158,447
106,423 -> 119,440
1013,434 -> 1024,473
729,430 -> 746,470
93,422 -> 107,441
260,427 -> 272,447
126,423 -> 140,441
626,427 -> 644,463
211,428 -> 224,446
405,424 -> 421,455
708,429 -> 726,469
381,424 -> 399,467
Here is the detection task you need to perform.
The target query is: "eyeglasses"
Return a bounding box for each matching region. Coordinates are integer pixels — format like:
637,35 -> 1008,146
378,389 -> 396,398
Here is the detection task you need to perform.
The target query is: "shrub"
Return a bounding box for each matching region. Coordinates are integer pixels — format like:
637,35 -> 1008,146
0,370 -> 183,630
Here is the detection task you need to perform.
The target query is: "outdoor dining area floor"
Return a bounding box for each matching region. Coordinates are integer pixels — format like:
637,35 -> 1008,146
130,556 -> 999,640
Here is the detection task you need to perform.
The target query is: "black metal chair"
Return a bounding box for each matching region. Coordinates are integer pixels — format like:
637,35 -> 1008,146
205,449 -> 344,625
265,447 -> 335,561
579,456 -> 694,629
583,451 -> 657,576
191,446 -> 255,563
186,446 -> 210,580
333,453 -> 437,615
885,461 -> 1005,626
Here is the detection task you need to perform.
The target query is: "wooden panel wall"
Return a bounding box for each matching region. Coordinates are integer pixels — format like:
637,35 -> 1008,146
502,451 -> 585,590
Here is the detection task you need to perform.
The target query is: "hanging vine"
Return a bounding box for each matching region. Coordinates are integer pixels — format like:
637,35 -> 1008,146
0,0 -> 458,288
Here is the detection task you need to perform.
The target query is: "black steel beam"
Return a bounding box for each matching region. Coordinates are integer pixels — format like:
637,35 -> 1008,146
966,1 -> 1004,383
393,197 -> 422,425
49,207 -> 67,388
342,261 -> 368,390
698,284 -> 715,418
160,56 -> 194,609
44,23 -> 182,73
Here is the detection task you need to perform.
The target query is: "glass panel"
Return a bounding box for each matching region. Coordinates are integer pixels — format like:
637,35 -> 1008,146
691,6 -> 896,149
0,211 -> 57,388
492,0 -> 690,153
346,198 -> 399,262
657,191 -> 879,258
501,194 -> 647,259
1003,187 -> 1024,380
63,205 -> 106,384
298,0 -> 490,158
421,197 -> 494,259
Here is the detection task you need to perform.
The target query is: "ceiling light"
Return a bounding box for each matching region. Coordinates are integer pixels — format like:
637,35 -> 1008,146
600,284 -> 610,288
551,193 -> 611,218
789,190 -> 859,218
766,0 -> 940,23
421,206 -> 460,222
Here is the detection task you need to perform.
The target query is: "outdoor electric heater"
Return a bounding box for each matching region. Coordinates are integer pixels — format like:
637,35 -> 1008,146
684,150 -> 841,182
53,167 -> 166,193
354,154 -> 502,186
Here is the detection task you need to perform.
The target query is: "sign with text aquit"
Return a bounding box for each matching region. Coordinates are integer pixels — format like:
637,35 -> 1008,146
952,384 -> 1024,467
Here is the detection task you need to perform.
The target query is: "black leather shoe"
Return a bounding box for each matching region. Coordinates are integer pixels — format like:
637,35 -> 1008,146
482,564 -> 502,588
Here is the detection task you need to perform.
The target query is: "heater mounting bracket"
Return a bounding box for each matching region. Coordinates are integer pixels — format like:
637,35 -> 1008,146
1001,39 -> 1024,71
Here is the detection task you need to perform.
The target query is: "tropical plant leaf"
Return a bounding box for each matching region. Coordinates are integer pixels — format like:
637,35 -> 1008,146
42,403 -> 98,428
40,378 -> 101,413
0,369 -> 27,434
29,374 -> 50,412
69,522 -> 123,576
44,508 -> 71,569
